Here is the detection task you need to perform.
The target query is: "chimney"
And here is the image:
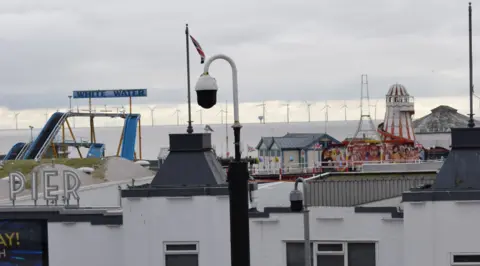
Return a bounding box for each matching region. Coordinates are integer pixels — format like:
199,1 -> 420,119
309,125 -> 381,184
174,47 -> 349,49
434,127 -> 480,189
150,133 -> 227,186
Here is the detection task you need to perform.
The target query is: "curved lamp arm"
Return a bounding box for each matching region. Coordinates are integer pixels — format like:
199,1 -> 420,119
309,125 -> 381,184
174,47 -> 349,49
203,54 -> 241,128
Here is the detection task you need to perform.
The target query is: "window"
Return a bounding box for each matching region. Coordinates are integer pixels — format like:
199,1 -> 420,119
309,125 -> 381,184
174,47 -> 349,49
315,242 -> 345,266
347,243 -> 376,266
452,254 -> 480,266
259,149 -> 264,156
286,242 -> 313,266
287,241 -> 376,266
164,242 -> 199,266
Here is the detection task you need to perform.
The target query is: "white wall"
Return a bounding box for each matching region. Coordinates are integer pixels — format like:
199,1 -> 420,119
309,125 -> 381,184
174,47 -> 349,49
121,195 -> 231,266
44,195 -> 404,266
249,207 -> 404,266
49,222 -> 123,266
404,200 -> 480,266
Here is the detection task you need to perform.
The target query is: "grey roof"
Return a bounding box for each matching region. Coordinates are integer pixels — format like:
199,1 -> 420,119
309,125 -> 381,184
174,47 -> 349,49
273,136 -> 318,149
413,105 -> 480,133
256,137 -> 274,149
256,133 -> 340,150
151,133 -> 226,186
434,127 -> 480,190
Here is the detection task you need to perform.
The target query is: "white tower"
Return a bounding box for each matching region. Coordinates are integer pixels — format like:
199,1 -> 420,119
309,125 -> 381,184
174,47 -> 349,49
382,84 -> 415,141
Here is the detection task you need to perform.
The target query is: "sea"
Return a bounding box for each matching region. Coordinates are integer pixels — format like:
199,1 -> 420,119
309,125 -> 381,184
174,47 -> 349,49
0,120 -> 447,159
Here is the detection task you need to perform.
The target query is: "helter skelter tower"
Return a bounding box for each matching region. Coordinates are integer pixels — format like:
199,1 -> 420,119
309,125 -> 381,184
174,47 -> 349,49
347,74 -> 382,147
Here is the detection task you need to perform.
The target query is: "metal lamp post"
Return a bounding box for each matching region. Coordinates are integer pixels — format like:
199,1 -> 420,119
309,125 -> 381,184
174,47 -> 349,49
29,126 -> 34,142
68,95 -> 72,112
290,177 -> 311,266
195,54 -> 250,266
201,54 -> 242,161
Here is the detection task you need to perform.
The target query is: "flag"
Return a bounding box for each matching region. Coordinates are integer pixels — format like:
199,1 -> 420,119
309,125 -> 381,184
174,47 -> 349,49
190,35 -> 205,64
314,143 -> 323,150
247,145 -> 256,152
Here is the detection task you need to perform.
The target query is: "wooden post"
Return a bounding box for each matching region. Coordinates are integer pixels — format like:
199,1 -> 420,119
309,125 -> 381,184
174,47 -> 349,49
66,119 -> 83,158
117,123 -> 125,156
138,117 -> 142,160
129,97 -> 132,114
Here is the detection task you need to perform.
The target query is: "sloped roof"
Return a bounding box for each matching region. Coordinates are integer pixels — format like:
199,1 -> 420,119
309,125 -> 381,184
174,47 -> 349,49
256,137 -> 274,149
272,137 -> 317,149
413,105 -> 479,133
256,133 -> 340,150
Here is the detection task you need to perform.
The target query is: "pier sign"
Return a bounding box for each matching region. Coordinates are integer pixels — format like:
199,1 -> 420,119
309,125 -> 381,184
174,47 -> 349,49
8,169 -> 81,206
73,89 -> 147,99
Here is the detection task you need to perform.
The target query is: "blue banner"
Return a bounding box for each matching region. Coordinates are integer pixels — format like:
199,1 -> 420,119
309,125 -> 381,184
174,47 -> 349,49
72,89 -> 147,99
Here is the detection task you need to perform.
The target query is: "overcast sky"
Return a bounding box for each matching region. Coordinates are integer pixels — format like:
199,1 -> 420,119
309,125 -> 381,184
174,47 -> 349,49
0,0 -> 477,126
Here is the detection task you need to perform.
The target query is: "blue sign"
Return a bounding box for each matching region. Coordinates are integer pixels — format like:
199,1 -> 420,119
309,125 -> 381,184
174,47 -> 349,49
72,89 -> 147,99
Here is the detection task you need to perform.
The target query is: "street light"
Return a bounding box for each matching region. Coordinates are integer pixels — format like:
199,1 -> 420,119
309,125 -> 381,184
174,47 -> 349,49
195,54 -> 250,266
68,95 -> 72,112
290,177 -> 311,266
195,54 -> 241,161
29,126 -> 34,142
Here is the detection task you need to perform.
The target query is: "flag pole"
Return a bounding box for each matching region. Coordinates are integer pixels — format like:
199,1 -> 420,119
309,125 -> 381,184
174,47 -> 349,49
186,23 -> 194,134
468,3 -> 475,128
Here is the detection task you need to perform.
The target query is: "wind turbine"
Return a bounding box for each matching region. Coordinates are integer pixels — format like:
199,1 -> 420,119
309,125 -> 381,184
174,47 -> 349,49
217,109 -> 226,124
256,101 -> 266,124
100,104 -> 112,127
172,109 -> 181,126
196,109 -> 203,125
474,93 -> 480,113
321,101 -> 331,133
370,100 -> 379,121
148,105 -> 156,127
44,109 -> 49,123
282,102 -> 290,123
14,112 -> 20,130
340,100 -> 348,121
304,101 -> 314,122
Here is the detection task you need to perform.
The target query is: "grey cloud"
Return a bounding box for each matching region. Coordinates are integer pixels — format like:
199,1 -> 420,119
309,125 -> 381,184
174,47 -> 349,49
0,0 -> 476,111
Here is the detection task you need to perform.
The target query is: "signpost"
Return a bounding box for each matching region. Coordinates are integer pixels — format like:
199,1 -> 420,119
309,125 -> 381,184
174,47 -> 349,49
8,169 -> 81,206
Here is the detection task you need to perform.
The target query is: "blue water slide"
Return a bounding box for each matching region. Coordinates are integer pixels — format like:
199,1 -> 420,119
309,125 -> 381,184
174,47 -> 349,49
87,143 -> 105,158
3,142 -> 26,161
120,114 -> 140,160
23,112 -> 64,160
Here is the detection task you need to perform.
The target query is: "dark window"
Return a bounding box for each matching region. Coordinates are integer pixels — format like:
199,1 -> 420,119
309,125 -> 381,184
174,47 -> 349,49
317,243 -> 343,252
317,255 -> 345,266
166,244 -> 197,251
286,242 -> 313,266
165,254 -> 198,266
453,254 -> 480,263
347,243 -> 376,266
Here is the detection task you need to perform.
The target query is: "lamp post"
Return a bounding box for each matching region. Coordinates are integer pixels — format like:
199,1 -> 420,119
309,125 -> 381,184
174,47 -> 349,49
197,54 -> 242,161
14,113 -> 20,130
68,95 -> 72,112
29,126 -> 34,142
290,177 -> 311,266
195,54 -> 250,266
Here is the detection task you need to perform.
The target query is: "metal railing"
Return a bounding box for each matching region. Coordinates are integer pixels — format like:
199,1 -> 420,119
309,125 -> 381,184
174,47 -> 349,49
305,176 -> 436,207
252,159 -> 445,175
15,143 -> 31,161
35,112 -> 70,160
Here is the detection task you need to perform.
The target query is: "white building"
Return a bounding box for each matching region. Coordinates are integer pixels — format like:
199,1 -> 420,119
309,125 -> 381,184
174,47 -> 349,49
0,129 -> 479,266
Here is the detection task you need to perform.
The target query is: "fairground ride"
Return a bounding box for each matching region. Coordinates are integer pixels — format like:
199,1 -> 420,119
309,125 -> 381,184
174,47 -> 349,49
3,111 -> 143,162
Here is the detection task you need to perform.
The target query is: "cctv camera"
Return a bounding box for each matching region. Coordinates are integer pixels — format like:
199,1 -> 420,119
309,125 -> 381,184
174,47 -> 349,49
195,74 -> 218,109
289,189 -> 304,212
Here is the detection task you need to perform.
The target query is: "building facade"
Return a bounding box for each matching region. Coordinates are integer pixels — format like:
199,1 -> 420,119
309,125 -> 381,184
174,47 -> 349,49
256,133 -> 340,174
